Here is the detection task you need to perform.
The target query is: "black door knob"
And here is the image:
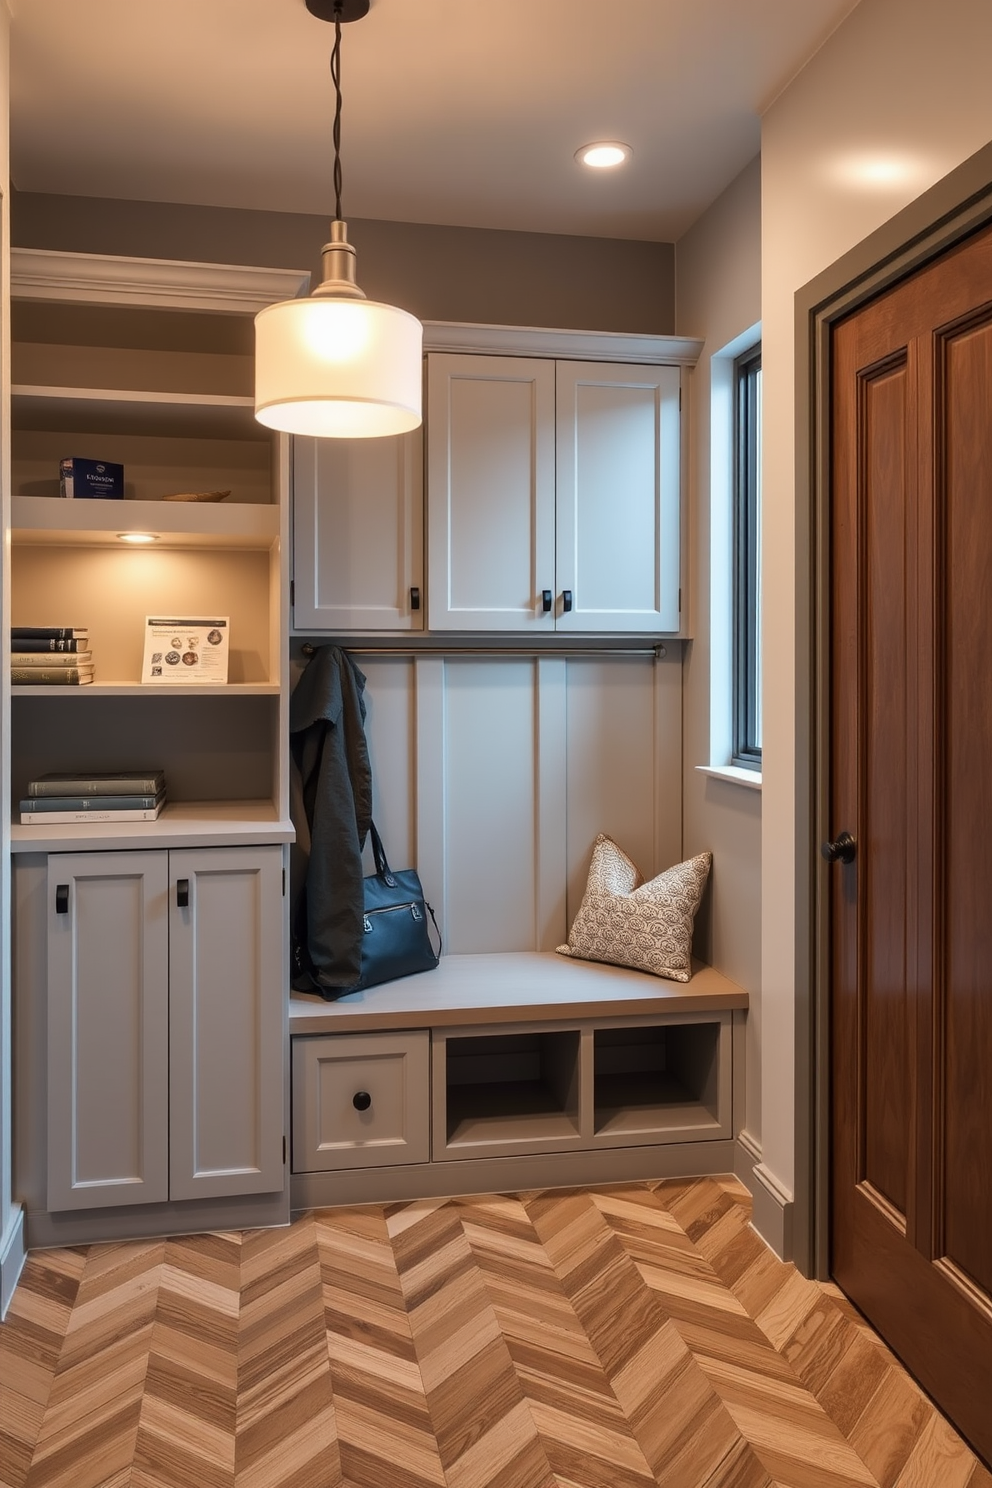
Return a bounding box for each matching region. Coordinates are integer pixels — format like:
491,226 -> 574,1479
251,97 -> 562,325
353,1090 -> 372,1111
542,590 -> 553,614
821,831 -> 856,864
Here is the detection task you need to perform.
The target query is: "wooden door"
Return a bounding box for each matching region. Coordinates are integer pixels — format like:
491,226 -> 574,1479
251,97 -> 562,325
555,361 -> 682,633
47,851 -> 169,1211
830,221 -> 992,1462
426,353 -> 556,630
292,429 -> 424,631
168,846 -> 285,1201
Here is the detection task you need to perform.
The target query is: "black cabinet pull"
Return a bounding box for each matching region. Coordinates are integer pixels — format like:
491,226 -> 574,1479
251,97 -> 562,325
542,589 -> 553,614
353,1090 -> 372,1112
410,586 -> 421,611
562,589 -> 573,613
176,878 -> 190,908
55,884 -> 69,915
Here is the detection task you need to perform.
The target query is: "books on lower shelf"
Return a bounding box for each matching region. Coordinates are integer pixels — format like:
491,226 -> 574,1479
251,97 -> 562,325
27,770 -> 166,797
20,771 -> 167,826
11,626 -> 95,685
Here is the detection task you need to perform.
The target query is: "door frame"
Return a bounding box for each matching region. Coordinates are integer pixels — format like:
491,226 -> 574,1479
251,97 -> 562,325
796,140 -> 992,1277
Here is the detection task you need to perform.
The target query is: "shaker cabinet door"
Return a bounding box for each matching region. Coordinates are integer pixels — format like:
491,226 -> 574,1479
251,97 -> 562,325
293,430 -> 424,631
47,851 -> 170,1211
555,361 -> 682,633
169,846 -> 285,1200
427,353 -> 557,630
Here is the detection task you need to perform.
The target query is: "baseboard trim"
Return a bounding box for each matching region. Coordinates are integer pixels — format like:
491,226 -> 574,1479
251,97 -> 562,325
1,1205 -> 27,1318
732,1134 -> 794,1261
751,1161 -> 795,1261
292,1138 -> 737,1213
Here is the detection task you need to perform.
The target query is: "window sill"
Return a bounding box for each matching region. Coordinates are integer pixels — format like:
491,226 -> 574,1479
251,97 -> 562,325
695,764 -> 762,792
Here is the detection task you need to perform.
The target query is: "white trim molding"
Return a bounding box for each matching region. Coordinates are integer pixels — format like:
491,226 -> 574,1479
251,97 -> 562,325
423,319 -> 703,366
734,1131 -> 795,1261
10,248 -> 310,314
696,764 -> 762,791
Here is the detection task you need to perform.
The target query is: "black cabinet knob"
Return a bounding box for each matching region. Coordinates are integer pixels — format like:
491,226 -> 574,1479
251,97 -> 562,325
562,589 -> 573,613
353,1090 -> 372,1111
55,884 -> 69,915
176,878 -> 190,908
821,832 -> 856,865
410,586 -> 421,611
542,589 -> 553,614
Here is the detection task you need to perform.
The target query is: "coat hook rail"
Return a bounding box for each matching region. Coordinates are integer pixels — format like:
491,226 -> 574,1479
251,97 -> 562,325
297,642 -> 668,660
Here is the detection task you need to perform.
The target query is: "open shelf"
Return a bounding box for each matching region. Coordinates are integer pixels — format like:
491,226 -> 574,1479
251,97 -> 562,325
11,385 -> 264,441
11,496 -> 279,548
10,799 -> 295,852
440,1029 -> 581,1156
593,1024 -> 722,1138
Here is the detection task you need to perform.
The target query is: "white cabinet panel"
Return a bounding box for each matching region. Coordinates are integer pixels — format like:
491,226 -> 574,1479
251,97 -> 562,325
169,846 -> 285,1200
293,431 -> 423,631
47,852 -> 169,1211
427,354 -> 556,630
564,654 -> 683,925
440,659 -> 543,951
555,362 -> 682,632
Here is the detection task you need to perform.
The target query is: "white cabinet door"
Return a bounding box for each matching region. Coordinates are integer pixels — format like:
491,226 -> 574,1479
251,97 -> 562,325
555,361 -> 682,633
169,846 -> 285,1200
427,353 -> 557,630
293,430 -> 424,631
47,851 -> 169,1211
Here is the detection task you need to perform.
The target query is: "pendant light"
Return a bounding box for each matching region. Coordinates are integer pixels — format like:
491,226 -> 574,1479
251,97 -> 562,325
255,0 -> 423,438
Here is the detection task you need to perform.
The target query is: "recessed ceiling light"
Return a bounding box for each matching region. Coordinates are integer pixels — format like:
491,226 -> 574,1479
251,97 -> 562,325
117,532 -> 159,544
576,141 -> 631,169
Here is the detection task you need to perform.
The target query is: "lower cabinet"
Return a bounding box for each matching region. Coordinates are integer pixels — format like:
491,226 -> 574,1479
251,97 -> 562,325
46,845 -> 285,1212
290,1011 -> 731,1179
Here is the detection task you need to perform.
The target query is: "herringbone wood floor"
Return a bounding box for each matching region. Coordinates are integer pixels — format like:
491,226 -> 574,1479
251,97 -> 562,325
1,1177 -> 988,1488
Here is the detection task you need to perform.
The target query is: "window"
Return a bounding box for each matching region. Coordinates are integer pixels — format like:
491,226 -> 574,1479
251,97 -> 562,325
733,344 -> 762,766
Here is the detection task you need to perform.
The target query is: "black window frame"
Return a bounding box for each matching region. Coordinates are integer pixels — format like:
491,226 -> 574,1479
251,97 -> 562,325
733,342 -> 762,767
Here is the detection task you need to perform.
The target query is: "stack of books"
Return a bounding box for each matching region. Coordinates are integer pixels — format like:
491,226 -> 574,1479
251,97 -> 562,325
11,627 -> 94,686
20,770 -> 167,825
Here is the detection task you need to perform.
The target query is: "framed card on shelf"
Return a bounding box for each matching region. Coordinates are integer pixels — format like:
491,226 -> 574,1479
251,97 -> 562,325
141,616 -> 230,685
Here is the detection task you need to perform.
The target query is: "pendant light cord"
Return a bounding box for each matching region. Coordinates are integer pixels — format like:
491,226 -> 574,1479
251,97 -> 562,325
331,2 -> 344,220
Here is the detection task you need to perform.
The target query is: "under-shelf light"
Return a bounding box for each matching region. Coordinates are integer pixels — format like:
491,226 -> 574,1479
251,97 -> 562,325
117,532 -> 159,544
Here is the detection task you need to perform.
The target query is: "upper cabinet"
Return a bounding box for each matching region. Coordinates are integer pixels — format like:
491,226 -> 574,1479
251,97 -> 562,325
292,430 -> 424,631
290,323 -> 700,638
427,353 -> 682,633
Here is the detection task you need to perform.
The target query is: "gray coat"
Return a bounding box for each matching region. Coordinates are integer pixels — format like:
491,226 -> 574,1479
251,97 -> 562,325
289,646 -> 372,994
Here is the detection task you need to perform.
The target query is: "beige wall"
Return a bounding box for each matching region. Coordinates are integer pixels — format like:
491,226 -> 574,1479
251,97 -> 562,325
676,156 -> 762,1140
10,188 -> 675,335
761,0 -> 992,1219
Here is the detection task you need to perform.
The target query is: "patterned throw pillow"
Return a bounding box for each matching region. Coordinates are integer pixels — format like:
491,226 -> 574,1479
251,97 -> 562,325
556,835 -> 712,982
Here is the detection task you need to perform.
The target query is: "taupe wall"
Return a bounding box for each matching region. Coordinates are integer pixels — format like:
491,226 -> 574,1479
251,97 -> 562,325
10,187 -> 675,334
676,156 -> 762,1139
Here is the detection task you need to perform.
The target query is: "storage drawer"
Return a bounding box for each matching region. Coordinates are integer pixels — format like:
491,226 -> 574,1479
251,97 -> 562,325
291,1030 -> 430,1172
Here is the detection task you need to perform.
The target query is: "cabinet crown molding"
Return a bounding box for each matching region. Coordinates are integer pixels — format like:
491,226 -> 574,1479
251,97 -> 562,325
422,320 -> 702,366
10,248 -> 310,315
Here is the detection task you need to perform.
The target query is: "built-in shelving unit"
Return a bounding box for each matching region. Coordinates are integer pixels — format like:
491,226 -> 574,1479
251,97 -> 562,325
7,248 -> 308,849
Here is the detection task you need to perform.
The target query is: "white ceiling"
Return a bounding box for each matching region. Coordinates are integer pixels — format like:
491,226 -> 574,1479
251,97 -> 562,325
9,0 -> 861,242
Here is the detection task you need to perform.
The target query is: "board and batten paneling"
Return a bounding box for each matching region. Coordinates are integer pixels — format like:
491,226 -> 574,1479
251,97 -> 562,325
342,651 -> 682,956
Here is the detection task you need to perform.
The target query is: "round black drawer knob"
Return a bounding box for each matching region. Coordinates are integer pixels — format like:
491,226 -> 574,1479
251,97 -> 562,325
353,1090 -> 372,1112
